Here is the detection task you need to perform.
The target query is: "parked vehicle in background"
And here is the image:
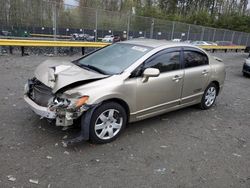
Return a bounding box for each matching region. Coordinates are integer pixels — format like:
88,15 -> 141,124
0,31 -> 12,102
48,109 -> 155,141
0,30 -> 12,36
206,41 -> 217,45
1,29 -> 29,37
243,57 -> 250,77
113,35 -> 121,43
216,41 -> 235,46
71,33 -> 95,41
24,39 -> 225,144
172,38 -> 182,42
102,35 -> 114,43
191,41 -> 213,46
83,34 -> 95,41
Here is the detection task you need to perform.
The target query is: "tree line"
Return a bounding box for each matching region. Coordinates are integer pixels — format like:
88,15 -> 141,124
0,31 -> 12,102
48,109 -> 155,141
79,0 -> 250,32
0,0 -> 250,33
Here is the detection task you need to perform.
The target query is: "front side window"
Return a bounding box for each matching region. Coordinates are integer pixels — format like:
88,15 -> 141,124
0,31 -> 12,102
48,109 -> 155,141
144,51 -> 181,73
184,50 -> 208,68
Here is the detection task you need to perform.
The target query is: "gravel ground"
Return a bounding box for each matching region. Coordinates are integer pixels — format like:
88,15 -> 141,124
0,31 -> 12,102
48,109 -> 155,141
0,52 -> 250,188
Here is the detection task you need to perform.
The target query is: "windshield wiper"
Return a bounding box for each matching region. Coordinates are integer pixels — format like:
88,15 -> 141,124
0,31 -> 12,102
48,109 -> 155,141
86,64 -> 108,75
76,63 -> 108,75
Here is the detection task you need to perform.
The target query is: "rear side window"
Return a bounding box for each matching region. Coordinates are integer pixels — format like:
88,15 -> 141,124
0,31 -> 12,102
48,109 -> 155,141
144,51 -> 180,73
184,50 -> 208,68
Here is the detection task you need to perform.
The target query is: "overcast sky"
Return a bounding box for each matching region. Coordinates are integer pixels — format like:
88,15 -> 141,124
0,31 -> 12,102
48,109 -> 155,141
64,0 -> 78,6
65,0 -> 250,9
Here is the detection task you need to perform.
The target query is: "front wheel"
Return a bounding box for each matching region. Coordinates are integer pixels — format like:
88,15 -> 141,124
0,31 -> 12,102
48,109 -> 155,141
243,72 -> 249,77
200,83 -> 218,110
89,102 -> 127,144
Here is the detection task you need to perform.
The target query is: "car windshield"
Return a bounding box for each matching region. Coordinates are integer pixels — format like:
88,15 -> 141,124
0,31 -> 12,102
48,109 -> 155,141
77,43 -> 152,75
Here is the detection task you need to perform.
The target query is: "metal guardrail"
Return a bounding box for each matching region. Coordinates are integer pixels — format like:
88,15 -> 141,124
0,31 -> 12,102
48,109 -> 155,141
199,45 -> 246,50
0,39 -> 246,56
198,45 -> 246,53
0,39 -> 110,56
0,39 -> 109,47
0,39 -> 245,49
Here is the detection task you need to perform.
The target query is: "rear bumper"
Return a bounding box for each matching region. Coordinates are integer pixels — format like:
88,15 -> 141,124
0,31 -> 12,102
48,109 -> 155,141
24,94 -> 56,119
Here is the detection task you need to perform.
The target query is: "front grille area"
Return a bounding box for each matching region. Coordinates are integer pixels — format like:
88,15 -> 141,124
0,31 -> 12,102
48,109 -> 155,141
29,78 -> 54,107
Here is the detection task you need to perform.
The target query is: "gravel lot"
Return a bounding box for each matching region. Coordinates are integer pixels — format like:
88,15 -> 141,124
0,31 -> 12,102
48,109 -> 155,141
0,52 -> 250,188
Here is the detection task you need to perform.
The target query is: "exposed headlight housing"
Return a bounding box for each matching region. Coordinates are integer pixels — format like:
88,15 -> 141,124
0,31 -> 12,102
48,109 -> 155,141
48,97 -> 71,110
48,95 -> 89,111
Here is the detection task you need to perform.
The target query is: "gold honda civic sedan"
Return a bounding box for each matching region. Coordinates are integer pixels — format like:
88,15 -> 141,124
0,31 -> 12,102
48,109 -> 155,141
24,39 -> 225,144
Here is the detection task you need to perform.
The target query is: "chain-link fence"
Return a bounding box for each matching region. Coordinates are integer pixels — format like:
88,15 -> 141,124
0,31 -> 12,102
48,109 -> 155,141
0,0 -> 250,46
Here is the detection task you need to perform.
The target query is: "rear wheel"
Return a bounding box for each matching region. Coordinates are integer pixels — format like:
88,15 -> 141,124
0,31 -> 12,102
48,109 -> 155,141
89,102 -> 127,144
200,83 -> 218,110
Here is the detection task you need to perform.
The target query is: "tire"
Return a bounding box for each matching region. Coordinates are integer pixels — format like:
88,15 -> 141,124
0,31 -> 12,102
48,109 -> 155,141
200,83 -> 218,110
243,72 -> 249,77
89,102 -> 127,144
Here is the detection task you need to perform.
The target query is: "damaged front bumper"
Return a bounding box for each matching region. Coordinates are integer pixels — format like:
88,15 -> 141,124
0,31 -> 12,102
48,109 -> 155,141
24,79 -> 90,127
24,94 -> 56,119
24,94 -> 91,126
24,78 -> 101,144
24,93 -> 90,126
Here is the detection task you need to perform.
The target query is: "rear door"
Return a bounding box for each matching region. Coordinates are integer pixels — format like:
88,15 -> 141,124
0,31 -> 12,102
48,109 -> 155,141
181,47 -> 210,104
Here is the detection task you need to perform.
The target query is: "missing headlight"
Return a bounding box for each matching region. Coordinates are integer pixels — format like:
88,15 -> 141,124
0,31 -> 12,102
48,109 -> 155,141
48,97 -> 71,110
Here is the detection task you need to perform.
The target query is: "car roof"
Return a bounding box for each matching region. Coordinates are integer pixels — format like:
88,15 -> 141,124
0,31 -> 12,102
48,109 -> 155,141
121,39 -> 194,48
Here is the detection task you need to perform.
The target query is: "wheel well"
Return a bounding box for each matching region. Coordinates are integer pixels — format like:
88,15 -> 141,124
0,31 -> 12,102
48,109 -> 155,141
102,98 -> 130,121
211,81 -> 220,95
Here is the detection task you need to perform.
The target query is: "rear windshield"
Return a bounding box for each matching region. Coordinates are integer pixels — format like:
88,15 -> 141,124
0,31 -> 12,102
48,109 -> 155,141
78,43 -> 152,75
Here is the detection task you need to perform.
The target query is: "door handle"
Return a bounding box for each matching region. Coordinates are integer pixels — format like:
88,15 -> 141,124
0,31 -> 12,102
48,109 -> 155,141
172,75 -> 183,81
201,70 -> 209,75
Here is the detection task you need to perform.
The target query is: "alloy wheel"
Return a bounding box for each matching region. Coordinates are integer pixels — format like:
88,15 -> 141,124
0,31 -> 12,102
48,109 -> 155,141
94,109 -> 123,140
205,86 -> 216,107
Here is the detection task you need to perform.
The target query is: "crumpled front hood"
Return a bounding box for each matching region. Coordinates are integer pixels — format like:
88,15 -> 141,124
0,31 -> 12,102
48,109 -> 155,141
34,59 -> 108,93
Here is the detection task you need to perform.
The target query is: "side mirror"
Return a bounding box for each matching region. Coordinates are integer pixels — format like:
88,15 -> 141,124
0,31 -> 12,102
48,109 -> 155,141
142,68 -> 160,82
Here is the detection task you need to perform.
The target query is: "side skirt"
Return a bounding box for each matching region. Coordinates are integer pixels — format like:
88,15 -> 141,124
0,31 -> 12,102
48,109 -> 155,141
129,99 -> 201,122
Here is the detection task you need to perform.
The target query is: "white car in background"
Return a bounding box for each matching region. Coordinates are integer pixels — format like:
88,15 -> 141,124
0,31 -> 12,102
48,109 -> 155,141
171,38 -> 182,42
191,41 -> 217,46
102,35 -> 114,43
206,41 -> 218,45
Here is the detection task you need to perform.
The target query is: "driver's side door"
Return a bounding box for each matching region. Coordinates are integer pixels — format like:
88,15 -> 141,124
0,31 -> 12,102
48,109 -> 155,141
134,48 -> 184,120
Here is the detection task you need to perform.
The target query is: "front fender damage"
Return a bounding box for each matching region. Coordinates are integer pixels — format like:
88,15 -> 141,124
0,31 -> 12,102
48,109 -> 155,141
66,103 -> 101,145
